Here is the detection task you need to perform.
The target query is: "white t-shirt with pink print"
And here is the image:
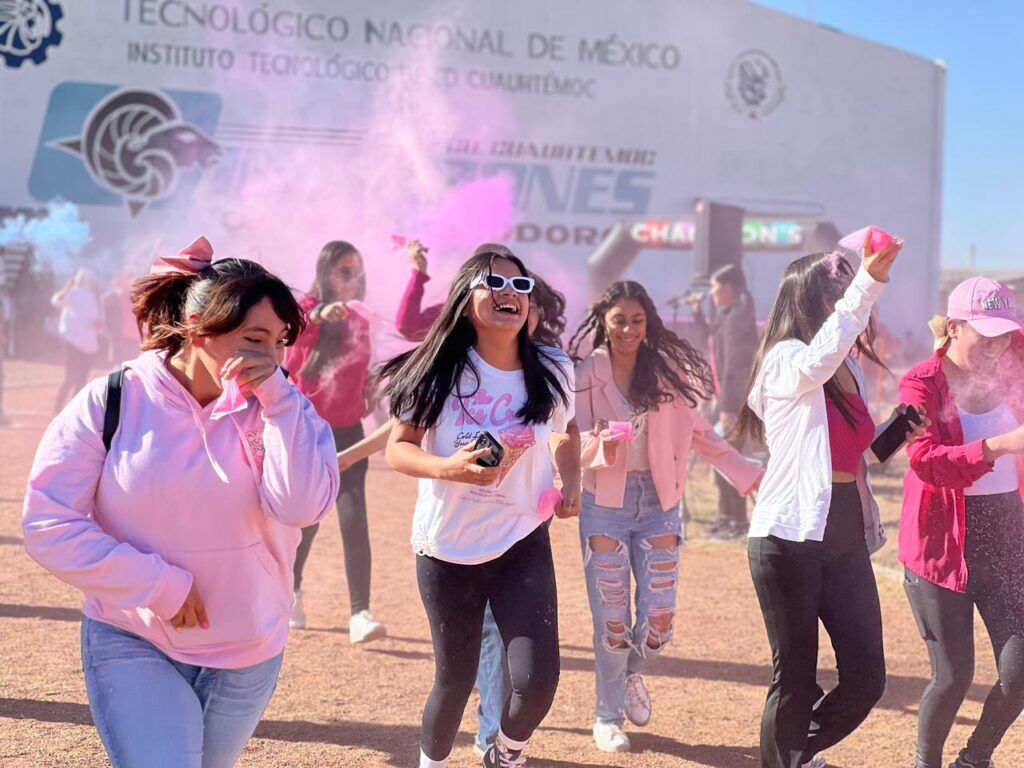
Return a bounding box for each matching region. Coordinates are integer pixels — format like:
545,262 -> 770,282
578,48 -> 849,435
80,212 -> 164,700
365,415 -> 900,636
411,345 -> 575,565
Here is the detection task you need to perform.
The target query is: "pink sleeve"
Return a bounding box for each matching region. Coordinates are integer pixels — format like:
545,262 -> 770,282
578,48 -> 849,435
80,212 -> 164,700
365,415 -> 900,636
900,375 -> 993,489
574,361 -> 617,469
689,409 -> 763,495
253,368 -> 340,526
22,385 -> 192,620
396,270 -> 441,341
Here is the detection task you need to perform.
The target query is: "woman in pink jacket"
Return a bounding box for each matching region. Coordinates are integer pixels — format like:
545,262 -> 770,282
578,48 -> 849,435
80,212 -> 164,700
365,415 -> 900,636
899,279 -> 1024,768
568,280 -> 762,753
22,238 -> 340,768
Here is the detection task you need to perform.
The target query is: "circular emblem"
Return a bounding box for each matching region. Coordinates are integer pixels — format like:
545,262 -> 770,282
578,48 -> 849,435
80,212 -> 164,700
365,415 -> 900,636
726,50 -> 785,119
51,88 -> 222,216
0,0 -> 64,68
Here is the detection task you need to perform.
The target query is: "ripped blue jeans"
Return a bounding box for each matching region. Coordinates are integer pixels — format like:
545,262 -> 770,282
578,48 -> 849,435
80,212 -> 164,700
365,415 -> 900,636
580,471 -> 683,725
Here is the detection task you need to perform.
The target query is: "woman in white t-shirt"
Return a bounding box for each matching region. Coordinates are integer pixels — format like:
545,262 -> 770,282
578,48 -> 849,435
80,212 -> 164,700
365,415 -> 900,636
380,244 -> 580,768
51,267 -> 101,413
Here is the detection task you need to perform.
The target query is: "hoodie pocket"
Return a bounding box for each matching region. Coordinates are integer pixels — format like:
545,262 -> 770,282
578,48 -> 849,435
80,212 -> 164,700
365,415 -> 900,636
163,541 -> 291,651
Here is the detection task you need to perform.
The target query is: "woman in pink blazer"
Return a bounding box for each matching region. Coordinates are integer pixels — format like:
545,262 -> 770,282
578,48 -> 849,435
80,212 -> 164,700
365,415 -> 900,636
567,280 -> 762,754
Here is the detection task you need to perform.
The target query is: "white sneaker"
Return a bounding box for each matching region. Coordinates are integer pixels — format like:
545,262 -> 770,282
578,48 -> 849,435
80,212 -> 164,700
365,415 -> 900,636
289,589 -> 306,629
592,721 -> 631,753
624,673 -> 651,726
802,758 -> 826,768
349,609 -> 387,644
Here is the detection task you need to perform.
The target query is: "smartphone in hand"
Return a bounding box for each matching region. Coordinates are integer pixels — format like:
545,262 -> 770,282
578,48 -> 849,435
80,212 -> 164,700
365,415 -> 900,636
472,431 -> 505,468
871,405 -> 922,464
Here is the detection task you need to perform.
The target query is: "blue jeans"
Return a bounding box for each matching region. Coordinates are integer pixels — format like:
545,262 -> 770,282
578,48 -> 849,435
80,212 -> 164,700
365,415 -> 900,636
580,472 -> 682,725
475,601 -> 508,751
81,617 -> 283,768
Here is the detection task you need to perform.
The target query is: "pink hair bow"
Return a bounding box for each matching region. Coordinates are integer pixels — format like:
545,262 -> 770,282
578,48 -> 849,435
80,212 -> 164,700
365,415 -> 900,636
150,236 -> 214,276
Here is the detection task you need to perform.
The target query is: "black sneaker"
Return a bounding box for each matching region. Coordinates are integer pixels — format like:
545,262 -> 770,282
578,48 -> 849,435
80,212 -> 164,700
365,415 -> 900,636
949,750 -> 995,768
482,741 -> 526,768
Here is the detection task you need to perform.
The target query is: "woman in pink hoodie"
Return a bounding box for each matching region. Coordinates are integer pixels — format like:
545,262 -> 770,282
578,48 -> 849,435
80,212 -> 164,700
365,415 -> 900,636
22,238 -> 340,768
568,280 -> 762,754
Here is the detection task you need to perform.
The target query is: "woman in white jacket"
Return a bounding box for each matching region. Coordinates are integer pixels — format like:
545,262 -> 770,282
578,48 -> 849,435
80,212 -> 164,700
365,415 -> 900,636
735,236 -> 920,768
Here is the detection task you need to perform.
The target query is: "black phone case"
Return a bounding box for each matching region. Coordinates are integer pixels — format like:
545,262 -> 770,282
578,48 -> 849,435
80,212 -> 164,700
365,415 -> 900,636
871,405 -> 922,464
472,431 -> 505,468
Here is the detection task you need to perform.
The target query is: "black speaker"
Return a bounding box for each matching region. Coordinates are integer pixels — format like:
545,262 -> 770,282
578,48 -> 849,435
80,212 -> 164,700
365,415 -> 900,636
692,201 -> 744,282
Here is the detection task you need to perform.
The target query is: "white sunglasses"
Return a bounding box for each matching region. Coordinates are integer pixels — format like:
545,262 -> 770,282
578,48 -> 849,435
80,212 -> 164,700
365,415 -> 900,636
470,274 -> 535,294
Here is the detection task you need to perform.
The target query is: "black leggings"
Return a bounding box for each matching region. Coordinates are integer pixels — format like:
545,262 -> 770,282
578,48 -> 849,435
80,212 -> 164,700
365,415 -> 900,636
417,523 -> 560,761
292,424 -> 371,614
748,483 -> 886,768
905,491 -> 1024,768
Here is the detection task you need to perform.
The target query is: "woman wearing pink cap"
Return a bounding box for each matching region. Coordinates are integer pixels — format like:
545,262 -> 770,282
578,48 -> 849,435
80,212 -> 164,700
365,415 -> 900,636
899,277 -> 1024,768
23,239 -> 340,768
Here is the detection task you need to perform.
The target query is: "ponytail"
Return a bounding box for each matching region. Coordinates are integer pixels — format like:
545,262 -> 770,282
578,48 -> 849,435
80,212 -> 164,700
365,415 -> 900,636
130,272 -> 196,354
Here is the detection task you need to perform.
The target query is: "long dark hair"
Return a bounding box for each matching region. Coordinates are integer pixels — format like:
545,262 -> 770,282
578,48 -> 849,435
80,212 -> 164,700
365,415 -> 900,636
379,244 -> 571,429
568,280 -> 714,411
735,251 -> 885,444
131,260 -> 305,355
531,273 -> 567,349
300,240 -> 364,378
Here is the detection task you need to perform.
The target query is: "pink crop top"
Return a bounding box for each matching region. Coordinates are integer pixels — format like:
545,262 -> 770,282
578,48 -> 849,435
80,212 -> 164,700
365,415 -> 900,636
825,391 -> 874,475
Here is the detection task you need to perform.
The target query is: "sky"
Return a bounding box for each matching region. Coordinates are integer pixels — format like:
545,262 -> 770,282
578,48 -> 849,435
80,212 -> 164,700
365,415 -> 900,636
753,0 -> 1024,270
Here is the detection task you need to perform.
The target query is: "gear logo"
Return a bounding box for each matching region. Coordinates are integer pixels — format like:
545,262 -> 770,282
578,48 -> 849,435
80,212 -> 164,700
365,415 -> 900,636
0,0 -> 63,68
29,83 -> 223,216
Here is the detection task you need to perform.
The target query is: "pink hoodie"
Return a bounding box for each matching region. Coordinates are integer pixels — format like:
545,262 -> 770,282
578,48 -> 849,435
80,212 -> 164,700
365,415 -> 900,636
23,350 -> 339,669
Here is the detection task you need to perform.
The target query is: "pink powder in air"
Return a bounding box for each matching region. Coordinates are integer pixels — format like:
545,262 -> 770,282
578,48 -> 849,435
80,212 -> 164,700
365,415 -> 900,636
390,234 -> 408,250
345,299 -> 377,322
210,377 -> 248,421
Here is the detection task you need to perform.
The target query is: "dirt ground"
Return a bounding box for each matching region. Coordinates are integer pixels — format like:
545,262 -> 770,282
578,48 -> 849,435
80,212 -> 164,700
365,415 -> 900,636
1,360 -> 1021,767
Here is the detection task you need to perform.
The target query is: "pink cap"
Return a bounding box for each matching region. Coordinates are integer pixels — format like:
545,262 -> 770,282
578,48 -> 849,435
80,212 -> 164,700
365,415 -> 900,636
946,277 -> 1023,337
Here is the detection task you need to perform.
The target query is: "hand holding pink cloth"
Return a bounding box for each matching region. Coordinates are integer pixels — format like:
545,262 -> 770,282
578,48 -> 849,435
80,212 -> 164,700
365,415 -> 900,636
150,236 -> 214,276
210,377 -> 248,421
838,226 -> 894,255
538,488 -> 562,521
606,421 -> 634,442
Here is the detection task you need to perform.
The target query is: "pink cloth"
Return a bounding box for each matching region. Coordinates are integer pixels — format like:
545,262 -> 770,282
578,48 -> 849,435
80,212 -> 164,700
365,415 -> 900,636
838,226 -> 894,254
577,348 -> 763,511
210,377 -> 248,421
538,488 -> 562,521
23,350 -> 339,668
606,421 -> 634,442
150,236 -> 214,276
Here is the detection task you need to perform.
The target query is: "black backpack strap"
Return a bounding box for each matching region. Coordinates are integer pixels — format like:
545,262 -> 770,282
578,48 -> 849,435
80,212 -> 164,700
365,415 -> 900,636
102,369 -> 124,453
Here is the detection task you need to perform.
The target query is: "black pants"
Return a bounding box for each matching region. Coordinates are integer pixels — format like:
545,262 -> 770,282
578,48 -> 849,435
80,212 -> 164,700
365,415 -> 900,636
417,523 -> 560,761
748,483 -> 886,768
56,342 -> 95,412
905,491 -> 1024,768
292,424 -> 372,615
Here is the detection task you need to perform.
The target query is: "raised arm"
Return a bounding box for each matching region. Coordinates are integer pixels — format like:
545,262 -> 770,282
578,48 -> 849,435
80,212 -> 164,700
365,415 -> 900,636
253,368 -> 340,526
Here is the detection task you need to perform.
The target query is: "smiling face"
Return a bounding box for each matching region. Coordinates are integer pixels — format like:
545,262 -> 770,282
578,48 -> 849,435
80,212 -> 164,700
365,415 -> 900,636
191,296 -> 290,386
326,251 -> 365,302
603,298 -> 648,356
466,257 -> 530,339
948,319 -> 1013,373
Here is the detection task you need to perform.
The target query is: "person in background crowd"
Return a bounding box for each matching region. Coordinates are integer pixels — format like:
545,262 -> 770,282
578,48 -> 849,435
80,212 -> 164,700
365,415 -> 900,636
52,267 -> 101,413
102,265 -> 141,366
284,240 -> 387,644
899,278 -> 1024,768
396,239 -> 443,342
571,280 -> 762,753
380,244 -> 580,768
691,263 -> 759,539
736,237 -> 925,768
23,238 -> 339,768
